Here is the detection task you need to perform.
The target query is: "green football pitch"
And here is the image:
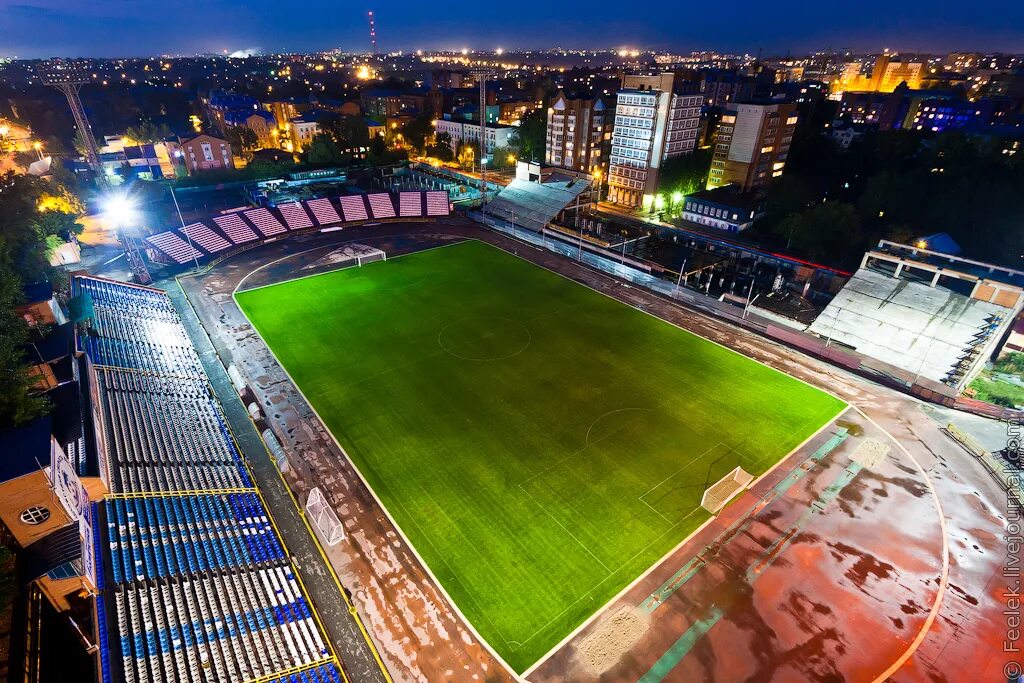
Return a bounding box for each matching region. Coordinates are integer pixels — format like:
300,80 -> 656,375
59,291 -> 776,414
235,240 -> 845,672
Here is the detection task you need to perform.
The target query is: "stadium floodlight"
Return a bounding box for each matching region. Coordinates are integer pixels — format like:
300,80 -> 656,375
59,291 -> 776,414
103,194 -> 138,228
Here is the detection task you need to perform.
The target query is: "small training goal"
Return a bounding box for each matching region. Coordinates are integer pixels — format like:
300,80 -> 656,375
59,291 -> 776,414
700,466 -> 754,514
305,486 -> 345,546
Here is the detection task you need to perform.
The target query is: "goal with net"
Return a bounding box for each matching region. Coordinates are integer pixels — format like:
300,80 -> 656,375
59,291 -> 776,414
700,466 -> 754,514
305,486 -> 345,546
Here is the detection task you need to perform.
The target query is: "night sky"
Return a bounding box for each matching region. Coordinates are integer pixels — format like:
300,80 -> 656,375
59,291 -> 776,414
1,0 -> 1023,58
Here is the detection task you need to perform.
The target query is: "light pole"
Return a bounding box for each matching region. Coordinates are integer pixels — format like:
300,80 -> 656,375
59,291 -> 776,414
103,193 -> 152,285
32,141 -> 44,161
169,185 -> 202,274
675,259 -> 688,294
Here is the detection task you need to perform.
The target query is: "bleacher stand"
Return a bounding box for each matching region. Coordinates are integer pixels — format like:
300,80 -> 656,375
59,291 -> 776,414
399,192 -> 424,217
213,214 -> 259,244
146,232 -> 204,264
426,191 -> 450,216
73,275 -> 343,683
181,223 -> 231,254
244,208 -> 288,237
145,191 -> 448,267
305,198 -> 342,225
337,196 -> 368,222
278,202 -> 314,231
366,193 -> 396,219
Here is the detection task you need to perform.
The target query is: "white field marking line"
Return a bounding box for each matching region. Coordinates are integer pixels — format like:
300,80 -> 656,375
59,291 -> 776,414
232,235 -> 469,295
353,420 -> 519,654
522,401 -> 852,680
517,409 -> 651,489
515,503 -> 704,659
230,287 -> 527,683
583,408 -> 653,446
436,317 -> 533,362
859,406 -> 949,683
639,442 -> 725,501
639,497 -> 673,524
232,237 -> 850,680
471,236 -> 851,411
517,483 -> 613,575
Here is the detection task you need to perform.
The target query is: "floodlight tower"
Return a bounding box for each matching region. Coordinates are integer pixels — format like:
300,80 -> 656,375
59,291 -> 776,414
368,12 -> 378,55
470,67 -> 494,216
36,60 -> 102,177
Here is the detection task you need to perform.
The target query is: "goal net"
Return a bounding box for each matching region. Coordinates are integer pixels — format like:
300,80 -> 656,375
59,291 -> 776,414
700,466 -> 754,514
305,487 -> 345,546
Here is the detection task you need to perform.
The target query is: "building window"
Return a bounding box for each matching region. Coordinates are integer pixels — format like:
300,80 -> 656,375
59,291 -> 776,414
20,506 -> 50,525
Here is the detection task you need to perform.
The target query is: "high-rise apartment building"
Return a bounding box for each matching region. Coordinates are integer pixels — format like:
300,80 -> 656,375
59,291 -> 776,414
607,73 -> 702,208
835,55 -> 924,93
707,102 -> 798,192
545,91 -> 614,175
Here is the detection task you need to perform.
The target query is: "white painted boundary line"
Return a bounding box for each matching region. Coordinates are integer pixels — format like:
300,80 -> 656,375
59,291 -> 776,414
231,257 -> 528,682
520,404 -> 848,679
229,234 -> 944,681
232,236 -> 853,680
232,237 -> 468,295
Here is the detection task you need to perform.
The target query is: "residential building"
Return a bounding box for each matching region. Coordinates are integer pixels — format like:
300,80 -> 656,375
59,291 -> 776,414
545,90 -> 614,177
179,134 -> 234,173
681,185 -> 763,232
225,110 -> 277,149
606,73 -> 702,208
361,88 -> 428,119
264,97 -> 310,130
835,55 -> 924,94
707,101 -> 798,192
700,70 -> 757,108
830,120 -> 869,149
433,118 -> 515,156
288,114 -> 322,153
206,91 -> 260,129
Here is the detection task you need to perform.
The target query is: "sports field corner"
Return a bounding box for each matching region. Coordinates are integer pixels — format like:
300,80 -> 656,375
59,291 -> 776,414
234,239 -> 847,673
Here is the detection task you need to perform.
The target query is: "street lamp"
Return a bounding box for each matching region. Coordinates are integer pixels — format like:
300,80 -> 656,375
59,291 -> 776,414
32,141 -> 43,161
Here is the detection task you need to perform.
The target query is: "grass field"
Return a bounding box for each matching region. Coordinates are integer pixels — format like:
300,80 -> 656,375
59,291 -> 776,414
235,240 -> 845,672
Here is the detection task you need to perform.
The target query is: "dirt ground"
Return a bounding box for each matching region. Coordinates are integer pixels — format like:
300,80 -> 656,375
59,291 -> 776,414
180,216 -> 1012,683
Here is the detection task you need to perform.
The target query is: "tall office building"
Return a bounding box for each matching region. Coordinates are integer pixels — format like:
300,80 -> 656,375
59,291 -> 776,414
707,102 -> 798,192
607,73 -> 702,208
545,91 -> 614,175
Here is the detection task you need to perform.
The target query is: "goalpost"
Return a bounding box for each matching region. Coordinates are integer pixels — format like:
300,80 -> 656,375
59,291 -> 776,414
700,466 -> 754,515
305,487 -> 345,546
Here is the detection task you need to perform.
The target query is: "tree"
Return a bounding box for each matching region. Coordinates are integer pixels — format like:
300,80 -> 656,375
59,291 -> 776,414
457,140 -> 478,171
305,133 -> 342,166
225,126 -> 259,160
774,201 -> 863,265
401,114 -> 435,155
510,108 -> 546,162
657,148 -> 712,196
124,118 -> 172,144
0,171 -> 83,427
425,132 -> 454,162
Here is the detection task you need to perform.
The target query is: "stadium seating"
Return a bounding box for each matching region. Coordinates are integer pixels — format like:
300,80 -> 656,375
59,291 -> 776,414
214,214 -> 259,244
366,193 -> 396,219
244,208 -> 288,237
278,202 -> 314,231
146,231 -> 204,264
305,198 -> 342,225
144,192 -> 449,266
181,223 -> 231,253
75,275 -> 343,683
426,191 -> 450,216
399,192 -> 424,217
337,195 -> 368,222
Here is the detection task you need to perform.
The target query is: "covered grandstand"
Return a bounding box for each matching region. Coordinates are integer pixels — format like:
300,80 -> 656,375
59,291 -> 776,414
144,190 -> 450,266
482,167 -> 592,233
73,276 -> 347,683
809,241 -> 1024,388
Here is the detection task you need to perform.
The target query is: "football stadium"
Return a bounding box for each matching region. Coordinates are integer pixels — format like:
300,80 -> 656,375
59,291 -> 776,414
235,239 -> 846,672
